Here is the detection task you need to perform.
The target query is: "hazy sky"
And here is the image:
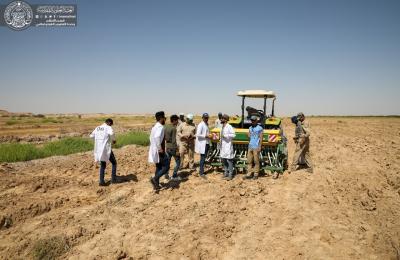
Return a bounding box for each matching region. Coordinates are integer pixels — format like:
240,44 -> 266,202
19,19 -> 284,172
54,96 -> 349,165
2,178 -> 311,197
0,0 -> 399,116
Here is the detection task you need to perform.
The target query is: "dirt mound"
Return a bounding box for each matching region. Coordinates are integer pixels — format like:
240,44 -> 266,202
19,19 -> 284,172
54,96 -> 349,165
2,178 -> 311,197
0,118 -> 399,259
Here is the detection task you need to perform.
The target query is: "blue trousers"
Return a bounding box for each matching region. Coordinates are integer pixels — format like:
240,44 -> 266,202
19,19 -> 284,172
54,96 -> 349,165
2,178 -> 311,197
199,144 -> 210,175
222,158 -> 234,176
166,149 -> 181,178
154,153 -> 169,184
100,151 -> 117,184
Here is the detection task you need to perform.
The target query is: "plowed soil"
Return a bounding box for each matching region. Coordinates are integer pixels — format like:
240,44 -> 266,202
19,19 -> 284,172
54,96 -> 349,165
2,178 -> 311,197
1,117 -> 399,259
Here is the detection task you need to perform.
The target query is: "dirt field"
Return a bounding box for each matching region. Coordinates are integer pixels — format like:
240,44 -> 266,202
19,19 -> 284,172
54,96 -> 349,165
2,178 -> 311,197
0,117 -> 399,259
0,111 -> 156,143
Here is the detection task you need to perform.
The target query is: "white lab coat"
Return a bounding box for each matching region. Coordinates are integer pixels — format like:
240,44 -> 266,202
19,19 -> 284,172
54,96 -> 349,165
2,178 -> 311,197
220,123 -> 236,159
195,121 -> 210,154
90,123 -> 115,162
214,118 -> 223,129
148,122 -> 164,164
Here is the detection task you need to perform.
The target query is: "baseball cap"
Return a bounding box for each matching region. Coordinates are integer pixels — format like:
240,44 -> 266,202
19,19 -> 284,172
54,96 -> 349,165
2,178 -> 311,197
297,112 -> 305,118
187,114 -> 194,120
250,115 -> 258,121
202,113 -> 209,118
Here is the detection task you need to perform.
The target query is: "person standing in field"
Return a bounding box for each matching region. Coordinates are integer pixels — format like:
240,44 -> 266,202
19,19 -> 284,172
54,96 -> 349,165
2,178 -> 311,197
90,118 -> 117,186
195,113 -> 210,179
214,112 -> 223,129
244,115 -> 263,180
177,113 -> 196,170
164,114 -> 181,181
148,111 -> 168,190
290,112 -> 313,173
178,113 -> 185,126
220,114 -> 236,180
177,113 -> 185,150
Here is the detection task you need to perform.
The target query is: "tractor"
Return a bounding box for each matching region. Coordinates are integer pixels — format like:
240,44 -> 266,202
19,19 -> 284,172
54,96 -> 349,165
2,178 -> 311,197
206,90 -> 288,176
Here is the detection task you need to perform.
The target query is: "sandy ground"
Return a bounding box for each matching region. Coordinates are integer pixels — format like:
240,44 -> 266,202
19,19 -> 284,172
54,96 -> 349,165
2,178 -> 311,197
0,117 -> 399,259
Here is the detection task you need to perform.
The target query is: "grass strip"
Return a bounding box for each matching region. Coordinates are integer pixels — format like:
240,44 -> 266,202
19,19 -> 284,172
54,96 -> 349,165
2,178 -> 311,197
0,131 -> 149,163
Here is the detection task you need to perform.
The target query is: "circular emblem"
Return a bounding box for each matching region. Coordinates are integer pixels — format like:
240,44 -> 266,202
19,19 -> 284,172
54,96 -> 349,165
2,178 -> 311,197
4,1 -> 33,31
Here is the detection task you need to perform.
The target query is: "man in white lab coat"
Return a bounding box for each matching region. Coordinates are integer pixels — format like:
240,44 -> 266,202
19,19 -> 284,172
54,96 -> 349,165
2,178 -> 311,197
220,114 -> 236,180
148,111 -> 167,190
90,118 -> 117,186
195,113 -> 210,178
214,112 -> 223,129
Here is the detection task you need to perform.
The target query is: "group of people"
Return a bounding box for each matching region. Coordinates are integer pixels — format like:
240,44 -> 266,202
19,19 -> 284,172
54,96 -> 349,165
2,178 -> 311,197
147,111 -> 237,190
89,112 -> 313,189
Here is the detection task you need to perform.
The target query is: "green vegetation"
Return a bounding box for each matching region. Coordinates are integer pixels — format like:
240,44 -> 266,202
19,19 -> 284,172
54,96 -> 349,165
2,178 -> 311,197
32,236 -> 69,260
0,143 -> 39,162
4,116 -> 64,126
41,117 -> 63,124
115,131 -> 149,147
43,137 -> 93,156
5,120 -> 18,125
0,131 -> 149,163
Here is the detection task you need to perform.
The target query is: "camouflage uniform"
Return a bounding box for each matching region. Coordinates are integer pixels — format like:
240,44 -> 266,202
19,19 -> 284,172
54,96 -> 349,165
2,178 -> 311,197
177,121 -> 196,169
291,119 -> 313,172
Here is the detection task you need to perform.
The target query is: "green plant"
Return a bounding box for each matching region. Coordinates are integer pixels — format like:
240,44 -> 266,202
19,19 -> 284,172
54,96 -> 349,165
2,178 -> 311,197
5,120 -> 18,126
0,131 -> 150,163
41,117 -> 63,124
41,137 -> 93,156
32,236 -> 69,260
0,143 -> 43,162
114,131 -> 149,147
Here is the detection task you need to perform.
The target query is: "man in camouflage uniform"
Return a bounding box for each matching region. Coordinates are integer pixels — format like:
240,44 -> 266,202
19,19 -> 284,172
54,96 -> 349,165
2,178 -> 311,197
290,112 -> 313,173
177,113 -> 196,169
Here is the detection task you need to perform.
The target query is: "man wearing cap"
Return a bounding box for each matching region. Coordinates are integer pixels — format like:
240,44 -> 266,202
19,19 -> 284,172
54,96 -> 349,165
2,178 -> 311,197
90,118 -> 117,186
220,114 -> 236,180
244,115 -> 263,180
195,113 -> 210,178
176,113 -> 185,150
164,114 -> 181,181
214,112 -> 223,129
148,111 -> 167,190
290,112 -> 313,173
178,113 -> 185,126
177,113 -> 196,170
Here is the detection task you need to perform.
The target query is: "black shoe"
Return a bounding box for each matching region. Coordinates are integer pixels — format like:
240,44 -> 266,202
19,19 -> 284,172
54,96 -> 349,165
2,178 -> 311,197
150,177 -> 161,190
226,175 -> 233,181
243,175 -> 253,180
111,177 -> 118,184
253,175 -> 259,180
99,182 -> 107,187
170,176 -> 182,181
